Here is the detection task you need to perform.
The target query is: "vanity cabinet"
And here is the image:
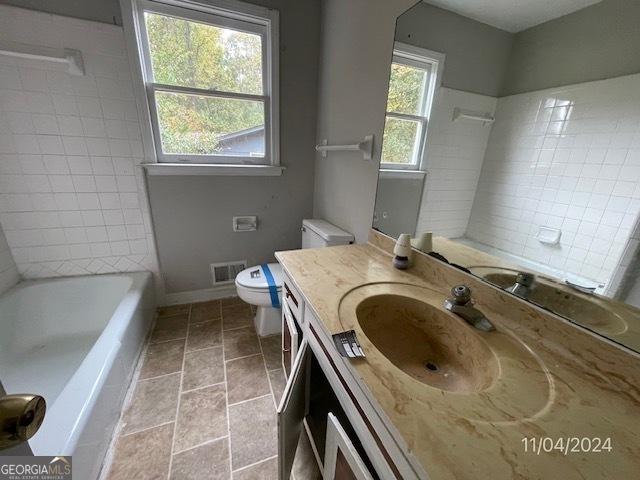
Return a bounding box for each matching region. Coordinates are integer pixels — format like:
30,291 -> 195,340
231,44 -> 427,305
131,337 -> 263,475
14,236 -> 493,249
278,273 -> 421,480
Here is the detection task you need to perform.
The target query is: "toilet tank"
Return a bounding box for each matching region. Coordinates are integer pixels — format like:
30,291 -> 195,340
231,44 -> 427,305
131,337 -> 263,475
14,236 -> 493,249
301,219 -> 354,249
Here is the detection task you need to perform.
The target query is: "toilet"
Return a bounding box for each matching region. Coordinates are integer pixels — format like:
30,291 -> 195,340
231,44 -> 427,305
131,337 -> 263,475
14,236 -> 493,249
235,219 -> 354,336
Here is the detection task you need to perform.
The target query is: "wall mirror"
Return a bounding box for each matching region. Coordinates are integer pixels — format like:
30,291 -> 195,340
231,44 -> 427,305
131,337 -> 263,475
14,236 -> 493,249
373,0 -> 640,352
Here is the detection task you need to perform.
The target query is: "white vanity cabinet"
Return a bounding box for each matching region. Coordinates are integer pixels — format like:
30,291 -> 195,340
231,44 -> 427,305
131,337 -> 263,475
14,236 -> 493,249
277,273 -> 423,480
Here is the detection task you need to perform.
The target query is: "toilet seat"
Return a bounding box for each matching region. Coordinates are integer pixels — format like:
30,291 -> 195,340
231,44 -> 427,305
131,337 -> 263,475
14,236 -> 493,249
235,263 -> 283,293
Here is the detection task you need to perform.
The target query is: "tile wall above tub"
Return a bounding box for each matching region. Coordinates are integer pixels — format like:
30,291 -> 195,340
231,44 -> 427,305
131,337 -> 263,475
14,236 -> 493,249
0,5 -> 159,279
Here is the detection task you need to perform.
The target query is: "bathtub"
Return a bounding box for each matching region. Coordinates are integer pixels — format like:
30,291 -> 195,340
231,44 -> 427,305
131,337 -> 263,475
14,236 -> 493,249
0,272 -> 155,479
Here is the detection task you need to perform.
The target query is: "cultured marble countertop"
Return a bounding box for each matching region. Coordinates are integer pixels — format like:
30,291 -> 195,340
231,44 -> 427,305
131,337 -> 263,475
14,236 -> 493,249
275,237 -> 640,480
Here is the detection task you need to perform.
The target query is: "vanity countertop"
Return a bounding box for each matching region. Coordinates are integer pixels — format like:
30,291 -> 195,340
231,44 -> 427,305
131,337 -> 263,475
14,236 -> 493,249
275,233 -> 640,480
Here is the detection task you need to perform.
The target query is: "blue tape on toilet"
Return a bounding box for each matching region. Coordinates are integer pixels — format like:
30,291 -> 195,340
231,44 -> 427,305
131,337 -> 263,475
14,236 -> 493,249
261,264 -> 281,308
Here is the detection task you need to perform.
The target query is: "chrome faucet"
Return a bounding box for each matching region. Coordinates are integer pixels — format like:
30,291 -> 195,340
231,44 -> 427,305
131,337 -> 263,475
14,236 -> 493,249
444,285 -> 495,332
506,272 -> 535,299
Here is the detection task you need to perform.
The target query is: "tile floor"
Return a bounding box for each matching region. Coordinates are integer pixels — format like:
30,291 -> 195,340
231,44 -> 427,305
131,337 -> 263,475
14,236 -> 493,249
103,297 -> 297,480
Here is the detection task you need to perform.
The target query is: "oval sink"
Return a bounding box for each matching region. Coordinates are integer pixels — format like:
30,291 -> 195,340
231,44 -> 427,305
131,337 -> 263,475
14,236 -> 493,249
471,267 -> 628,336
338,282 -> 553,424
356,294 -> 498,393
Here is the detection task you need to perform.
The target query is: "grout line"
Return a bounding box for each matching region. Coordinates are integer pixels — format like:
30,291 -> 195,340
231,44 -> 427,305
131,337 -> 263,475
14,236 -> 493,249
221,301 -> 235,476
149,335 -> 187,346
172,434 -> 229,455
257,333 -> 278,410
189,316 -> 222,326
231,455 -> 278,474
180,381 -> 226,395
222,323 -> 255,333
120,420 -> 175,438
137,370 -> 182,383
227,393 -> 272,408
184,343 -> 223,355
166,303 -> 190,480
224,352 -> 262,364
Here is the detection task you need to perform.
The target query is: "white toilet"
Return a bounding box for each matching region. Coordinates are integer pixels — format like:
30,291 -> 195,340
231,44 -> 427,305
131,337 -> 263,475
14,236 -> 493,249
235,219 -> 354,336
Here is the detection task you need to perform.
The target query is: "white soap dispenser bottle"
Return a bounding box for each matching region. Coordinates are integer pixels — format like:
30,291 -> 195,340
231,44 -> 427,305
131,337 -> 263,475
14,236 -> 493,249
393,234 -> 412,269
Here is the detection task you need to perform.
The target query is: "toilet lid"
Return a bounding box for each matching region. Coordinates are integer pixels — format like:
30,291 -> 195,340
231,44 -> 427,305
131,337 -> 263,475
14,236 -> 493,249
236,263 -> 283,291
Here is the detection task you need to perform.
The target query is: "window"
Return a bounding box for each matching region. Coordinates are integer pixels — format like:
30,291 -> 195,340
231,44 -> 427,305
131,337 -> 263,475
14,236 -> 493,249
380,44 -> 443,170
133,0 -> 278,165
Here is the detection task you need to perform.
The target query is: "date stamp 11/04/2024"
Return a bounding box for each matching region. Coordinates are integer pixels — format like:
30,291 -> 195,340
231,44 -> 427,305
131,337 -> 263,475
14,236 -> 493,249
522,437 -> 613,456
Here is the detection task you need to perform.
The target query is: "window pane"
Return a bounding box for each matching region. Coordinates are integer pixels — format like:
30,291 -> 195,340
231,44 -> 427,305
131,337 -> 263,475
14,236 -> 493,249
155,91 -> 265,157
381,116 -> 420,165
386,62 -> 428,115
144,12 -> 263,95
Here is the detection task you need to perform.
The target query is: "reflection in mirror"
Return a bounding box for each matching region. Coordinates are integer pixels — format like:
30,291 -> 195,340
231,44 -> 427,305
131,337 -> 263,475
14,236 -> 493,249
373,0 -> 640,352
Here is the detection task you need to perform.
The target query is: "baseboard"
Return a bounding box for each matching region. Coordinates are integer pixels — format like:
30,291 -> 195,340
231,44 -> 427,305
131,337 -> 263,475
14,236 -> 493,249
161,283 -> 237,306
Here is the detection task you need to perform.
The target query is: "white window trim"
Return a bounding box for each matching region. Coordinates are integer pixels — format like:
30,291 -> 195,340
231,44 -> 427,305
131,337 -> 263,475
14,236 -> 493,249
380,43 -> 445,173
120,0 -> 282,176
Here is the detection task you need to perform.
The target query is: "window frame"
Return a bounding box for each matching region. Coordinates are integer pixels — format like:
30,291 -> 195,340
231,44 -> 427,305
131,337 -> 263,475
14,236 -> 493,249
380,43 -> 444,172
130,0 -> 279,166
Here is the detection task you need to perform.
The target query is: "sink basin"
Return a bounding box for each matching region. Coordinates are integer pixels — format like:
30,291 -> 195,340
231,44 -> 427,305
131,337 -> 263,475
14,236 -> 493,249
470,267 -> 628,336
356,294 -> 498,393
338,282 -> 553,423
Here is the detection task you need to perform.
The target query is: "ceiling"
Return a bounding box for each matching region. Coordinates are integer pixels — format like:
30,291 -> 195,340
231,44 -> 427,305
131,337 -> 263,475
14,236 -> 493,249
423,0 -> 602,32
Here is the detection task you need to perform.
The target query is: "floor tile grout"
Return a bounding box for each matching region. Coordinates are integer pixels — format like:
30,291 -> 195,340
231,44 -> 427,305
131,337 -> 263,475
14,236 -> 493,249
180,380 -> 226,395
221,301 -> 235,478
224,352 -> 263,363
166,303 -> 191,480
228,393 -> 272,408
172,434 -> 229,456
231,454 -> 278,474
120,420 -> 175,438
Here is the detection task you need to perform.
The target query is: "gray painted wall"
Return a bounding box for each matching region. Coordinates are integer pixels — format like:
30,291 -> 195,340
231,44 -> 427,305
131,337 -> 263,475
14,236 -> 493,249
395,2 -> 513,97
3,0 -> 122,25
313,0 -> 416,243
502,0 -> 640,96
147,0 -> 320,293
373,176 -> 424,238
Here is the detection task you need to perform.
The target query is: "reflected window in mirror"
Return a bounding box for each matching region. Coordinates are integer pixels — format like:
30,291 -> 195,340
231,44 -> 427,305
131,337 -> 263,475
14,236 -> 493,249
381,44 -> 444,172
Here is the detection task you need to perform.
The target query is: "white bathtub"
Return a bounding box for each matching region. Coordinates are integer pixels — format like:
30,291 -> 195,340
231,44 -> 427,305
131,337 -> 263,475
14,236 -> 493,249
0,272 -> 155,479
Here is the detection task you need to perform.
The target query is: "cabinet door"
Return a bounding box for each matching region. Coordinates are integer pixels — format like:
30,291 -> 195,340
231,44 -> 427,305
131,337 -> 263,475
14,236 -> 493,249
282,302 -> 299,379
323,413 -> 374,480
277,339 -> 309,480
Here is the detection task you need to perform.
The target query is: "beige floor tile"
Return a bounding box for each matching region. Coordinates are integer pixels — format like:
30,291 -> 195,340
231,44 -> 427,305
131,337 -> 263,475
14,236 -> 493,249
107,423 -> 173,480
267,368 -> 286,407
186,319 -> 222,352
222,304 -> 254,331
220,296 -> 247,307
183,346 -> 224,391
170,437 -> 230,480
174,384 -> 227,453
158,304 -> 190,318
139,339 -> 185,380
191,300 -> 221,323
122,373 -> 180,435
259,335 -> 281,370
232,457 -> 277,480
226,354 -> 270,404
150,315 -> 189,344
223,326 -> 261,360
229,395 -> 277,470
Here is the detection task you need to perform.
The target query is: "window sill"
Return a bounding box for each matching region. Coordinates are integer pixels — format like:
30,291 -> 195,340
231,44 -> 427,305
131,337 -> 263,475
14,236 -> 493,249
141,163 -> 285,177
379,169 -> 426,180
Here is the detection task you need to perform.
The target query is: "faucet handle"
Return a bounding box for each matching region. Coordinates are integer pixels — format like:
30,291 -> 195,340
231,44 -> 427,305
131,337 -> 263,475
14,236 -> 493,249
450,285 -> 472,305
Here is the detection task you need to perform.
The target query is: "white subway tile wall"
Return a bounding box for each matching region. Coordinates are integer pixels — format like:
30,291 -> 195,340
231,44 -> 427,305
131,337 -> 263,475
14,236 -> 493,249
0,223 -> 20,294
466,73 -> 640,286
415,88 -> 497,237
0,5 -> 159,279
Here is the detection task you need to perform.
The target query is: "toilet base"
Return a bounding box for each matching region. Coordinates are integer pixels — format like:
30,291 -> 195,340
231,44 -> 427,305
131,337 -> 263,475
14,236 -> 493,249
254,305 -> 282,337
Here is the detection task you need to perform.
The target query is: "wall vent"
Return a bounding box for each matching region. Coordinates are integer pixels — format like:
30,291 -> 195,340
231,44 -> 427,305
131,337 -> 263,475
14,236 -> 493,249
210,260 -> 247,285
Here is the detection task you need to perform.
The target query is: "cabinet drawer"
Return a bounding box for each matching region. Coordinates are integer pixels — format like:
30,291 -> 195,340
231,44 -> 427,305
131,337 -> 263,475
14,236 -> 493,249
283,275 -> 304,323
